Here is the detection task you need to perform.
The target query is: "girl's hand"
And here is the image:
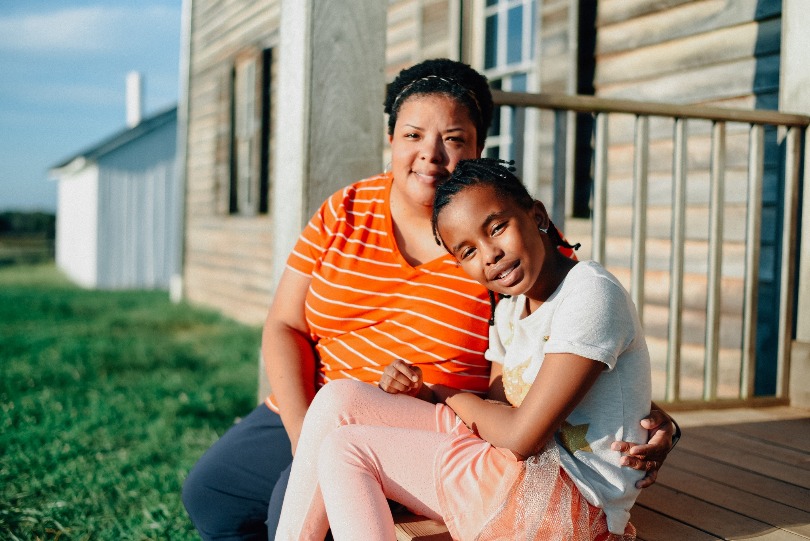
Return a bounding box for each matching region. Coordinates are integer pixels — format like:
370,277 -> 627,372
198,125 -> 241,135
379,360 -> 423,397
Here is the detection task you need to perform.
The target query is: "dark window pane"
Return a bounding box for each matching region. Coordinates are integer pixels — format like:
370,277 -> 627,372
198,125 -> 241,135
486,0 -> 498,6
485,14 -> 498,69
489,80 -> 502,137
485,145 -> 500,158
507,6 -> 523,64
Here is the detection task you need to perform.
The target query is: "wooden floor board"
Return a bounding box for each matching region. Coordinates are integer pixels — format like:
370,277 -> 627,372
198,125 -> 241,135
636,485 -> 796,539
675,433 -> 810,488
704,423 -> 810,465
665,451 -> 810,509
631,505 -> 721,541
726,418 -> 810,453
655,467 -> 810,536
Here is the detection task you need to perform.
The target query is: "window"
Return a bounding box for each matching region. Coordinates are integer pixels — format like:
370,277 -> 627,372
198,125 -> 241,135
229,48 -> 272,215
481,0 -> 536,169
479,0 -> 597,218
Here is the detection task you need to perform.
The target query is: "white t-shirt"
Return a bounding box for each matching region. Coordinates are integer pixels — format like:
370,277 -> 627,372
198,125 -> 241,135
485,260 -> 651,534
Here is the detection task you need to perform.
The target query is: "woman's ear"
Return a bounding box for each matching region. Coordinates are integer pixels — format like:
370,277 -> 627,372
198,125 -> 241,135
532,200 -> 550,232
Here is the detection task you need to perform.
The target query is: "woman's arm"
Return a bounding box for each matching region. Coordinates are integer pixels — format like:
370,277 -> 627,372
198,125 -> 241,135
612,402 -> 680,488
443,353 -> 603,459
262,268 -> 318,455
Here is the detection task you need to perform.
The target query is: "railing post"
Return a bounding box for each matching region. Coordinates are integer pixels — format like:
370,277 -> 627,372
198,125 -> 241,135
592,112 -> 608,264
704,121 -> 725,401
631,115 -> 649,325
552,110 -> 568,229
667,118 -> 687,402
741,125 -> 764,400
777,127 -> 802,399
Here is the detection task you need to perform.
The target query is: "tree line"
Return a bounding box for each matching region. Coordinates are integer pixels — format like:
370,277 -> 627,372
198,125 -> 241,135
0,211 -> 56,238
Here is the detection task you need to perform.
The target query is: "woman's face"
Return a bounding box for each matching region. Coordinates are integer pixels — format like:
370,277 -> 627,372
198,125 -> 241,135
388,94 -> 482,210
436,184 -> 548,299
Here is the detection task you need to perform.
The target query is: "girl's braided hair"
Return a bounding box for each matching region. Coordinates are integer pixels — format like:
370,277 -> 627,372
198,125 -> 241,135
431,158 -> 579,253
384,59 -> 494,148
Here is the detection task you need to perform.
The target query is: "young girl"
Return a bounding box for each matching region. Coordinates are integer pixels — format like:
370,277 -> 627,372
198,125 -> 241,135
275,158 -> 651,540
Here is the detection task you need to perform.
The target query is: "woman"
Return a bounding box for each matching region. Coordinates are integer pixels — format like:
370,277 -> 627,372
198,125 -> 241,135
182,59 -> 677,541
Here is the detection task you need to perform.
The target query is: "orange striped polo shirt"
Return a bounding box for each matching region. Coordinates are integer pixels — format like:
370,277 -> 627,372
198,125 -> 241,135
265,173 -> 492,412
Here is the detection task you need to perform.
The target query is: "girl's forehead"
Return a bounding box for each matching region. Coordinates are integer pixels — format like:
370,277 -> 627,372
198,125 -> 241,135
445,184 -> 505,215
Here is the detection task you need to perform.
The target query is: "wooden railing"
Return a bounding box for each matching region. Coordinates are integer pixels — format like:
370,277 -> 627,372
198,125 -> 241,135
491,89 -> 809,408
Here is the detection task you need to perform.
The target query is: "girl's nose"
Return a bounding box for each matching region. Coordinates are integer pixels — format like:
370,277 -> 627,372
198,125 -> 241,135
482,241 -> 503,265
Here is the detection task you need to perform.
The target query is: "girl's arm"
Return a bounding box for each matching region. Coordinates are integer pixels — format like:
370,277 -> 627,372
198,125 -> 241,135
486,362 -> 508,403
443,353 -> 603,459
262,268 -> 318,455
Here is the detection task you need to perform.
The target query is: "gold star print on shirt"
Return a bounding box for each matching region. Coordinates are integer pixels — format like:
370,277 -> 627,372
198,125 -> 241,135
559,420 -> 593,454
503,356 -> 533,407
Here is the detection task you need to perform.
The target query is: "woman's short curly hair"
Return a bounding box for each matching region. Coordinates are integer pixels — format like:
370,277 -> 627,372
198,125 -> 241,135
384,58 -> 494,148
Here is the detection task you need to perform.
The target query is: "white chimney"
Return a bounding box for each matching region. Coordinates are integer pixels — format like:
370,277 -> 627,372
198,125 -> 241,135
126,71 -> 143,127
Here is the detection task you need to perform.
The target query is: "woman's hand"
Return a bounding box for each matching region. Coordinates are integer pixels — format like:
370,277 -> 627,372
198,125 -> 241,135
612,405 -> 680,488
379,360 -> 424,397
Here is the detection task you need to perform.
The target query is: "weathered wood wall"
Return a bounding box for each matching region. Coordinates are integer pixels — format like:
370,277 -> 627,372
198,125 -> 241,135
182,0 -> 281,325
386,0 -> 459,80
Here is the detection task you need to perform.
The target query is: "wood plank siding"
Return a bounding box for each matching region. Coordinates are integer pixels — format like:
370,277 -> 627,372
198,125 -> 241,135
386,0 -> 458,80
183,0 -> 280,324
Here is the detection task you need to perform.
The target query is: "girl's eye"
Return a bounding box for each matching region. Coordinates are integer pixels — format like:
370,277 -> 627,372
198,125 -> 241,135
459,247 -> 476,260
491,222 -> 506,236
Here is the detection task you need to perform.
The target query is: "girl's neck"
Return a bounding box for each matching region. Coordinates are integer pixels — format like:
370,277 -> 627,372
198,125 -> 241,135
524,253 -> 578,316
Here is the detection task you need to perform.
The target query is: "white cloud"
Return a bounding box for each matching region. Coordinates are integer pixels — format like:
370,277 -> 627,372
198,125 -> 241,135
0,5 -> 179,55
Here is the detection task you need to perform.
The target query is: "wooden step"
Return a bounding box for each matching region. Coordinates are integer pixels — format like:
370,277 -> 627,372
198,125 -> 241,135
394,513 -> 451,541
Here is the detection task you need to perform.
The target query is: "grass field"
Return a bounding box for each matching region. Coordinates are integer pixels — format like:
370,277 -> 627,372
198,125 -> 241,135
0,264 -> 262,540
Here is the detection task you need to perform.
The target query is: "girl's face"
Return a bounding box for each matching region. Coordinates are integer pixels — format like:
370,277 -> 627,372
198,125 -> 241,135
388,94 -> 481,210
436,184 -> 550,299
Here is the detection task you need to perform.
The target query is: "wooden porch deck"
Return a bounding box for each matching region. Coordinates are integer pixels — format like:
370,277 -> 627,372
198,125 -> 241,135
395,406 -> 810,541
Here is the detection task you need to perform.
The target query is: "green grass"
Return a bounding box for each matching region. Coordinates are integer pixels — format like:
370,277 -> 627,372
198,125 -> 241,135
0,264 -> 262,540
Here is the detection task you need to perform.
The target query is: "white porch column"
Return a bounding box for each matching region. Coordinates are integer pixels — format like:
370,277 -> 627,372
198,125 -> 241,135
263,0 -> 387,400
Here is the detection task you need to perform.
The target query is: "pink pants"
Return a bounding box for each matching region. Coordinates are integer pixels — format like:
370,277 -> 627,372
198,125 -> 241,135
275,380 -> 627,541
275,379 -> 462,541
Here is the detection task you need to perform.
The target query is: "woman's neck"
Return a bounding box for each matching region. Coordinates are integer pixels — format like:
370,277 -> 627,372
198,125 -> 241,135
389,186 -> 446,267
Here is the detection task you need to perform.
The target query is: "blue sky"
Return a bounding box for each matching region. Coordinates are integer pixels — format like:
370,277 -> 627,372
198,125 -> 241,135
0,1 -> 181,212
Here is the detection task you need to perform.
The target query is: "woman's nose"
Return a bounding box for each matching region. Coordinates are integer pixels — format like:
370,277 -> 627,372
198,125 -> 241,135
419,136 -> 446,163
